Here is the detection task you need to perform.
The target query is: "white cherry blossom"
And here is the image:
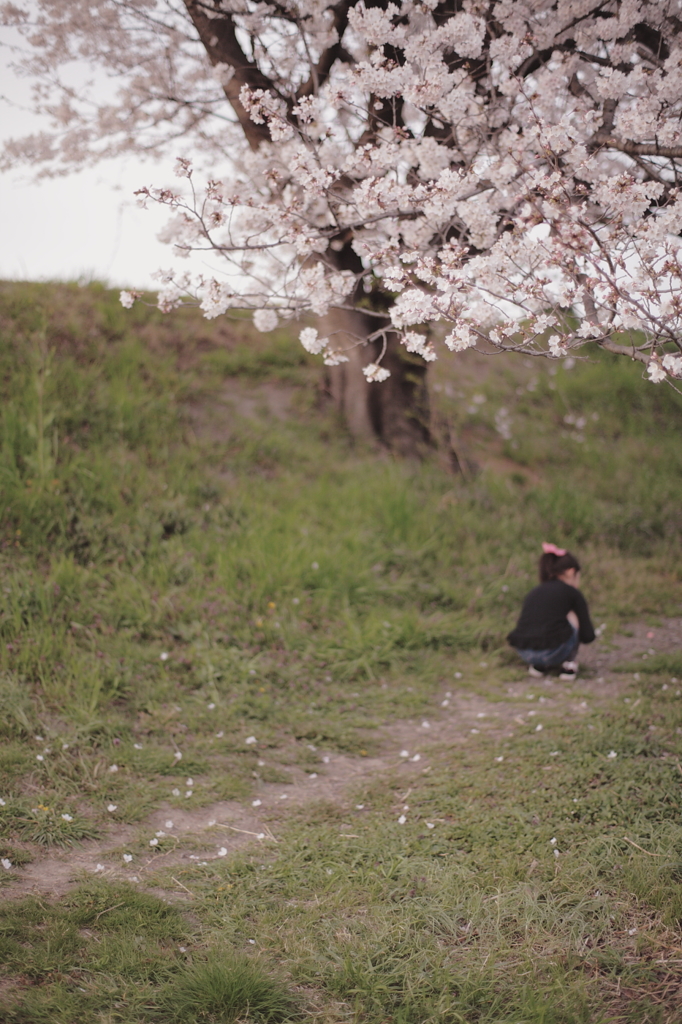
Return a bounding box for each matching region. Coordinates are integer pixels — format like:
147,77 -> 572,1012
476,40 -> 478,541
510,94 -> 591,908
363,363 -> 391,383
253,309 -> 278,333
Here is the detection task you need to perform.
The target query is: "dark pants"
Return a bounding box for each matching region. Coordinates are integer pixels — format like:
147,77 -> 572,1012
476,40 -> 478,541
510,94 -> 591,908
514,626 -> 579,670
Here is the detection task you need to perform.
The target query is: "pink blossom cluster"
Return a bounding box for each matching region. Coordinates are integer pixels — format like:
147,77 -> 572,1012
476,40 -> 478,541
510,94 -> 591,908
4,1 -> 682,385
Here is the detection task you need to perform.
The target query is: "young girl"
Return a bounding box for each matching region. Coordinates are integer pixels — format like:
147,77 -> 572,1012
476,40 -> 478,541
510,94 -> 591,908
507,543 -> 595,680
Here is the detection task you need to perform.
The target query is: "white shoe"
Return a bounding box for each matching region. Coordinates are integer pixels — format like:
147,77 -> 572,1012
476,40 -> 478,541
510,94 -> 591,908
559,661 -> 578,681
528,665 -> 545,678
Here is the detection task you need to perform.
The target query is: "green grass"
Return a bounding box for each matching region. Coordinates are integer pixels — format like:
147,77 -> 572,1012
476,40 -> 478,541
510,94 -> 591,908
164,953 -> 299,1023
0,280 -> 680,1022
615,652 -> 682,677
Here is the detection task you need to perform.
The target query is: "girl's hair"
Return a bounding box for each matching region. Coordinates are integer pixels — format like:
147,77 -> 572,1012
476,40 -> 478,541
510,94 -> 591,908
539,551 -> 581,583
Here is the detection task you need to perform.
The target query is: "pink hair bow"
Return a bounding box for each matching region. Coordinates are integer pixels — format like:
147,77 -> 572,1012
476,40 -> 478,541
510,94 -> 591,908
542,542 -> 566,556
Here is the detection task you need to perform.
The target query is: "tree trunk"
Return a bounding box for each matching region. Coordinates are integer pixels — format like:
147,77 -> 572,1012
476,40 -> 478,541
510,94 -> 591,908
320,306 -> 431,457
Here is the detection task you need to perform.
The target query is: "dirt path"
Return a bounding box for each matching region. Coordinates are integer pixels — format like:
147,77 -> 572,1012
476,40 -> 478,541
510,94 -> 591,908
4,619 -> 680,900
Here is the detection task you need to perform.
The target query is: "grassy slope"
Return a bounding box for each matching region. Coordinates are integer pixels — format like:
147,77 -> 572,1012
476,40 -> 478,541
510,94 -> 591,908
0,281 -> 681,1023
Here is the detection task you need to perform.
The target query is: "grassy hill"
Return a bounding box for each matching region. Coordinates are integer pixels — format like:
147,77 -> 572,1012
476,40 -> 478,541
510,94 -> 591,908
0,280 -> 681,1023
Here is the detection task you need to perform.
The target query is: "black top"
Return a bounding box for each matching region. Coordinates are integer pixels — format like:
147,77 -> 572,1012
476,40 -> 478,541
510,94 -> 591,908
507,579 -> 596,650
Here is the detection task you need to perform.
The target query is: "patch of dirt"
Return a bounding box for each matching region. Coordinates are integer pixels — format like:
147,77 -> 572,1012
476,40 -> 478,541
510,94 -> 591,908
3,621 -> 679,900
581,617 -> 682,674
184,380 -> 296,442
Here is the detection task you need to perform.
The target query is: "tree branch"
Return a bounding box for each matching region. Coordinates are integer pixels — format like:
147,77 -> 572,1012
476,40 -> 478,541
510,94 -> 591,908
183,0 -> 272,149
591,135 -> 682,159
598,339 -> 649,364
296,0 -> 353,100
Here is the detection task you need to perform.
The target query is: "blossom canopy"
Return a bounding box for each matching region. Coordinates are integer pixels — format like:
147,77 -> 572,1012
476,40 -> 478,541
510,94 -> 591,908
3,0 -> 682,384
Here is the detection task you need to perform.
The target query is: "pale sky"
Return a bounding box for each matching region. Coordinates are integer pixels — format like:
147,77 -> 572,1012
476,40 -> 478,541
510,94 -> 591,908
0,54 -> 178,289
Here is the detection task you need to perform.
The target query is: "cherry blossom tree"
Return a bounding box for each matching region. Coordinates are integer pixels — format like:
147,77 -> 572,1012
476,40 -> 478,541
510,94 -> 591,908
3,1 -> 682,453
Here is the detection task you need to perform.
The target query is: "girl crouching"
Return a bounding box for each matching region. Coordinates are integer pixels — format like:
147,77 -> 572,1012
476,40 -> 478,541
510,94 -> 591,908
507,543 -> 595,680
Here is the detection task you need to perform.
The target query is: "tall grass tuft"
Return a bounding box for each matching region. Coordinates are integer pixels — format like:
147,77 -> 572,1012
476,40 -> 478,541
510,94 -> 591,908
163,953 -> 299,1023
